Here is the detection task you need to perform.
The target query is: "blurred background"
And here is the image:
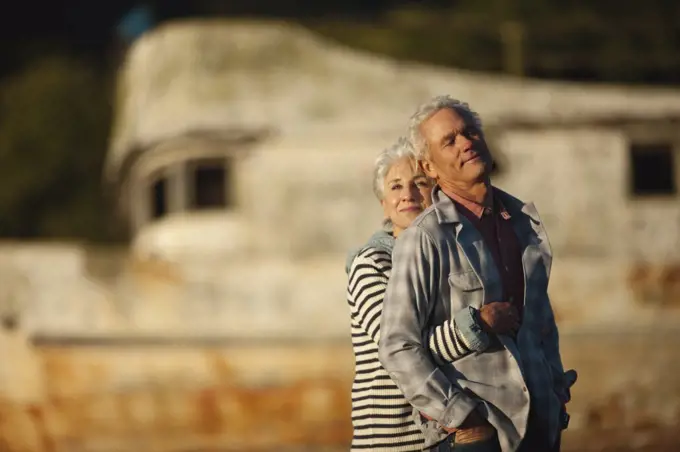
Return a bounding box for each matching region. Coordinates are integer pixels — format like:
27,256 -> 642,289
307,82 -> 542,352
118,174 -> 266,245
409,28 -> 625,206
1,1 -> 680,451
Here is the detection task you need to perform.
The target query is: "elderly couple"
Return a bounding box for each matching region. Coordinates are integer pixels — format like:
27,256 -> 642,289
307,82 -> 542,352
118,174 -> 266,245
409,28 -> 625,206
345,96 -> 576,452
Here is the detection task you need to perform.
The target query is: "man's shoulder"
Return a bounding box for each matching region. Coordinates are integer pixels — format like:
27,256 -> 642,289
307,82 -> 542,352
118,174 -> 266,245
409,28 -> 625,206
397,205 -> 450,249
408,205 -> 442,234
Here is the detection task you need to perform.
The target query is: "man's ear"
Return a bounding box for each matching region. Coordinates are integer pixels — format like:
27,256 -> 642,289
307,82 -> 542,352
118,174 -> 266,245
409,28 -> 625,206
420,159 -> 438,179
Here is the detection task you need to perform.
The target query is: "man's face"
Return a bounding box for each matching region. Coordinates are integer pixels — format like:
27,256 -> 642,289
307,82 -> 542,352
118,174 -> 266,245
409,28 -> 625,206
419,108 -> 492,185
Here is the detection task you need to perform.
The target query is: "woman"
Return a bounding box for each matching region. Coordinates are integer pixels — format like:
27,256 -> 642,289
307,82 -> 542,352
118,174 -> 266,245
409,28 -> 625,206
346,138 -> 483,451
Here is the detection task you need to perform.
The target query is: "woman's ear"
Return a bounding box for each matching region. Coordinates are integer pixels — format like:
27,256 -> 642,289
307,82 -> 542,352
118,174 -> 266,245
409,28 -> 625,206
380,198 -> 388,217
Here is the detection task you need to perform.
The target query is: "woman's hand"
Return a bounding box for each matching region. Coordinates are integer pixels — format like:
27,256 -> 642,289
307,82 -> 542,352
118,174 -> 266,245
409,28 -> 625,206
479,302 -> 520,335
420,409 -> 487,434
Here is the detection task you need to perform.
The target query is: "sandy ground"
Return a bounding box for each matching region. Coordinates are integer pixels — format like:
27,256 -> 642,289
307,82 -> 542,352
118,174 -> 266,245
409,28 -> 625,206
562,428 -> 680,452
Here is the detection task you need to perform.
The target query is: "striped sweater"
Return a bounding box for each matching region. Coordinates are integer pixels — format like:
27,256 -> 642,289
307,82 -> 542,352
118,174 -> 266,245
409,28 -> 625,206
347,246 -> 481,451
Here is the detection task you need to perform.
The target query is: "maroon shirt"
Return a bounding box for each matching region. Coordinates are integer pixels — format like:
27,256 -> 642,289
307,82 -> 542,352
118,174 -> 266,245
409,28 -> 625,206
447,188 -> 525,318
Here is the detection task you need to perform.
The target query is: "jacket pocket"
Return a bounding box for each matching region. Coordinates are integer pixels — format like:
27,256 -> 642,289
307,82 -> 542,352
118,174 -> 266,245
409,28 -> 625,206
448,270 -> 484,311
449,270 -> 483,291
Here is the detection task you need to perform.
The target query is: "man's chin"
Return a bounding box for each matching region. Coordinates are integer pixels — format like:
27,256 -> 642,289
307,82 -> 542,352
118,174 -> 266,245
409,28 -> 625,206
464,162 -> 488,179
468,157 -> 488,167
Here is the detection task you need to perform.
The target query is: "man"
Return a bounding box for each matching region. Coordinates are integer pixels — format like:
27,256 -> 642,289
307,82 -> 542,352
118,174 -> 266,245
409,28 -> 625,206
379,96 -> 574,452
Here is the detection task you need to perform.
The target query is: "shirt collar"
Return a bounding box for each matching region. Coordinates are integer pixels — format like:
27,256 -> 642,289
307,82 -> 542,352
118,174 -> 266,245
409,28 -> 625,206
443,187 -> 512,220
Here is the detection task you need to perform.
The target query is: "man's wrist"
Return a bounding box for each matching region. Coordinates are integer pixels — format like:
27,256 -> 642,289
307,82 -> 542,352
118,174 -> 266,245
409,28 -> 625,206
459,409 -> 486,428
440,390 -> 480,429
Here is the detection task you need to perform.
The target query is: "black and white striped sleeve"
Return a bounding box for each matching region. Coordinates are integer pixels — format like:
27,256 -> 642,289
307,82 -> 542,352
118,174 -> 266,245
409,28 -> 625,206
346,247 -> 391,343
347,246 -> 489,363
426,316 -> 486,365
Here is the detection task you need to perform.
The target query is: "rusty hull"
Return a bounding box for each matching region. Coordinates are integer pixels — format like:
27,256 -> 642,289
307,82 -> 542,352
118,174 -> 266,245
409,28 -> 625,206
3,331 -> 680,452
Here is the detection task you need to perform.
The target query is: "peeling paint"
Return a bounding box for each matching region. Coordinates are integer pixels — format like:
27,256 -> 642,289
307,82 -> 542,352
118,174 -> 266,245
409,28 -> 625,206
4,333 -> 680,451
628,263 -> 680,307
0,344 -> 354,452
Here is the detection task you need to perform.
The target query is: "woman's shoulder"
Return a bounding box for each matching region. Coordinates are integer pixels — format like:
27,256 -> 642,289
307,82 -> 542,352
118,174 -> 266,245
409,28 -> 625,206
355,245 -> 392,261
345,229 -> 394,275
349,246 -> 392,273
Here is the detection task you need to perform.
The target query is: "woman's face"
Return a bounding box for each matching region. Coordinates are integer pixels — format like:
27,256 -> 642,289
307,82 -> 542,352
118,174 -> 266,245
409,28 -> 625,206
381,157 -> 434,237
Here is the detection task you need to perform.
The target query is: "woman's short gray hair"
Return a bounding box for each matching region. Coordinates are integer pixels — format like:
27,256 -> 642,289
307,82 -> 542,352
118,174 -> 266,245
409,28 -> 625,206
372,137 -> 417,201
408,95 -> 483,160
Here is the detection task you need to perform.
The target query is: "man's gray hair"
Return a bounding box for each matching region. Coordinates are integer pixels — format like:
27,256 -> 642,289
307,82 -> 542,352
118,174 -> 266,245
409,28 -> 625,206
408,95 -> 483,160
372,137 -> 417,201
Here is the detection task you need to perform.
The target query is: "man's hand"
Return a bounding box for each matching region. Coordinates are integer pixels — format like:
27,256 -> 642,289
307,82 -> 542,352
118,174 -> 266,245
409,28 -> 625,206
558,369 -> 578,404
420,410 -> 487,434
459,409 -> 486,428
444,411 -> 491,437
478,302 -> 520,335
420,411 -> 457,433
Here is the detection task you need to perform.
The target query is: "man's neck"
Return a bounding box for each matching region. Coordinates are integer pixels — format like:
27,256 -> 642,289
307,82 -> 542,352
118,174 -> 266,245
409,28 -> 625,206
439,179 -> 491,206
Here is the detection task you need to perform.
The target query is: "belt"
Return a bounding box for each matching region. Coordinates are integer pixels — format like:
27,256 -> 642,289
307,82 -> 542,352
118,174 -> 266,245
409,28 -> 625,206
452,424 -> 496,445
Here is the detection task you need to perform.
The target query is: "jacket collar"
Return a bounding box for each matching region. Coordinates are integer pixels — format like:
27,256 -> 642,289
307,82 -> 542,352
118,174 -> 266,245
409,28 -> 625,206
432,184 -> 540,226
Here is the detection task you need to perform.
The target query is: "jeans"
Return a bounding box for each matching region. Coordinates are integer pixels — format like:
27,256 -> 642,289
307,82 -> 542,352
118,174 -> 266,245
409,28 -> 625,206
431,430 -> 560,452
432,432 -> 501,452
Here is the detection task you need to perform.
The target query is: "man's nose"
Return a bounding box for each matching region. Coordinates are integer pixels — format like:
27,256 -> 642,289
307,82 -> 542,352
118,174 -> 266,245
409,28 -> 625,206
459,134 -> 474,150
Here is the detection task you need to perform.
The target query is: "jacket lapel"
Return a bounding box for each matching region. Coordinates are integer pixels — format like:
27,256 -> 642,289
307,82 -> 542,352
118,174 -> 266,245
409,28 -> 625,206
432,186 -> 553,306
431,186 -> 503,302
454,217 -> 503,303
517,201 -> 552,280
495,190 -> 553,309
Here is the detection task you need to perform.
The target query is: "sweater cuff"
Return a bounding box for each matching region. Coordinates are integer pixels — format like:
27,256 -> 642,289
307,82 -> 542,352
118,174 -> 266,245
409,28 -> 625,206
454,306 -> 491,352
